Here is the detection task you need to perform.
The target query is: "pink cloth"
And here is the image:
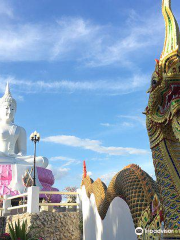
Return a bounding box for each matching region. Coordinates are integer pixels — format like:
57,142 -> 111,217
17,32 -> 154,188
0,165 -> 18,196
0,165 -> 61,203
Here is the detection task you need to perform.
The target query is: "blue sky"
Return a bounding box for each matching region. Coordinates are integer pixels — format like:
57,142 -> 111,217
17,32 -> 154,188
0,0 -> 180,190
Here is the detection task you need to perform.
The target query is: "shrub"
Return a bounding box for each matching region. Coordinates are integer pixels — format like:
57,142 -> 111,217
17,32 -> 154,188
7,220 -> 43,240
63,186 -> 78,203
8,220 -> 27,240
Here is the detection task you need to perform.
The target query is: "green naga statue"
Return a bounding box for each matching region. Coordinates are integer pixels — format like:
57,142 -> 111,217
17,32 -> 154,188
81,0 -> 180,239
145,0 -> 180,237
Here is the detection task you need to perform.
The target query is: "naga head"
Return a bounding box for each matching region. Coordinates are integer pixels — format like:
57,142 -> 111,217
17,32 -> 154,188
146,0 -> 180,143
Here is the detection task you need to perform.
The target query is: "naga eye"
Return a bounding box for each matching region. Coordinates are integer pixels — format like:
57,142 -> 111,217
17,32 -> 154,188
152,79 -> 157,87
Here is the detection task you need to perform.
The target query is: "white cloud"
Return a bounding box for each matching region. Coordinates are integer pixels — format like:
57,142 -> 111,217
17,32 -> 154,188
91,157 -> 110,161
49,156 -> 81,167
42,135 -> 149,156
0,5 -> 164,68
0,4 -> 165,98
118,115 -> 146,127
0,73 -> 149,96
100,171 -> 117,184
51,17 -> 100,60
50,156 -> 72,161
87,171 -> 92,176
0,0 -> 14,18
0,5 -> 163,95
82,10 -> 164,68
99,115 -> 145,134
100,123 -> 112,127
47,164 -> 69,180
122,122 -> 134,127
0,17 -> 101,62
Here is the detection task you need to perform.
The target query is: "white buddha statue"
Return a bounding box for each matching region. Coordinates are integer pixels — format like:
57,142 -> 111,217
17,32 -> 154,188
0,83 -> 48,192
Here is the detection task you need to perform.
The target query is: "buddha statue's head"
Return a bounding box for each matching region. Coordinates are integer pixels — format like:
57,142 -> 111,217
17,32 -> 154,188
0,83 -> 17,123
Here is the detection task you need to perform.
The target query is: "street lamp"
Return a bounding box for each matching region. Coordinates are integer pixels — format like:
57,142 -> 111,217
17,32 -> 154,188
30,131 -> 40,186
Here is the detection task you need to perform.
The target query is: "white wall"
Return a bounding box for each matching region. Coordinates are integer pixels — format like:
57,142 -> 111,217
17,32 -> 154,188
80,186 -> 137,240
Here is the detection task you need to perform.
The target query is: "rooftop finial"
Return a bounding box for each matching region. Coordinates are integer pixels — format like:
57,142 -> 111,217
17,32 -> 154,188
83,161 -> 87,178
161,0 -> 180,60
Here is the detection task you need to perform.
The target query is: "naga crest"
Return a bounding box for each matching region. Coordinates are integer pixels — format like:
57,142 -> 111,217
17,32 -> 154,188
146,0 -> 180,147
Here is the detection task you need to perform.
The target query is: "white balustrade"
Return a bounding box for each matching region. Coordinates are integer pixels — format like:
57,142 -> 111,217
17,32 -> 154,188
1,187 -> 80,216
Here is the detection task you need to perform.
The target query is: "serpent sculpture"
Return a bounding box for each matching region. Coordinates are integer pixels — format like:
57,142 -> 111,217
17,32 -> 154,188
81,0 -> 180,239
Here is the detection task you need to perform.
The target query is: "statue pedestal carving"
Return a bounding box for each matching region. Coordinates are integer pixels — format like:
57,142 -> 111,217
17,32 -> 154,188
0,164 -> 61,203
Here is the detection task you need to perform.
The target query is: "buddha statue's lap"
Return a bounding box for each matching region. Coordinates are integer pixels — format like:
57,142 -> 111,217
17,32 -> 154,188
0,123 -> 48,167
0,83 -> 49,193
0,153 -> 48,168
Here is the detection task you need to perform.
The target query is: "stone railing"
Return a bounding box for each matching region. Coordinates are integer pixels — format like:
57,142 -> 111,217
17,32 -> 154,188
1,187 -> 80,216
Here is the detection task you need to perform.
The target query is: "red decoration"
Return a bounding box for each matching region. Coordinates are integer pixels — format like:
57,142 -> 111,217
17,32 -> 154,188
83,161 -> 87,178
159,210 -> 164,222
